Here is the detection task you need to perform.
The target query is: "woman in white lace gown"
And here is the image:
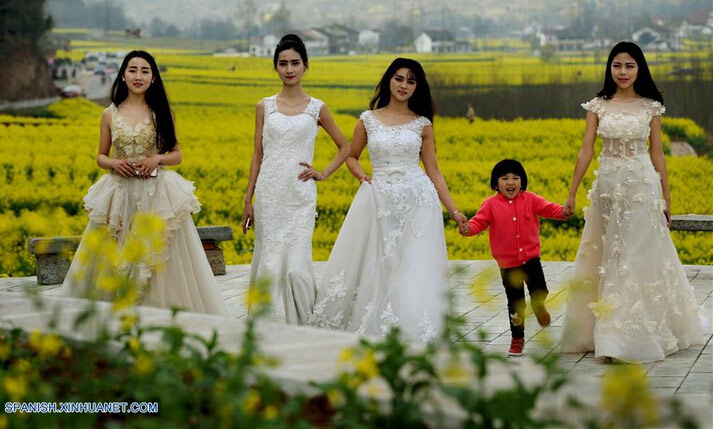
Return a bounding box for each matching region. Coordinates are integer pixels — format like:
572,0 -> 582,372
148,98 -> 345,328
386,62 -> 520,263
561,42 -> 703,362
61,51 -> 230,316
309,58 -> 469,343
242,35 -> 349,324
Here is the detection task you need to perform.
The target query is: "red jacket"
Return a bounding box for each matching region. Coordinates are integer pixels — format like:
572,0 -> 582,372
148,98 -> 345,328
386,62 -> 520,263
465,191 -> 564,268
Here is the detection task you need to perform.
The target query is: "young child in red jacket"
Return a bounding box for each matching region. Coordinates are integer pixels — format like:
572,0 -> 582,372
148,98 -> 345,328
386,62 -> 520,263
460,159 -> 572,356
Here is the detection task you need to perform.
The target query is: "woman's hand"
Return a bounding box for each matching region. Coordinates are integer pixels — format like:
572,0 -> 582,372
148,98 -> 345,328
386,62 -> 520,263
359,175 -> 372,184
298,162 -> 325,181
111,159 -> 136,178
451,211 -> 469,235
563,196 -> 576,219
664,198 -> 672,227
135,155 -> 160,178
459,223 -> 471,236
242,200 -> 253,235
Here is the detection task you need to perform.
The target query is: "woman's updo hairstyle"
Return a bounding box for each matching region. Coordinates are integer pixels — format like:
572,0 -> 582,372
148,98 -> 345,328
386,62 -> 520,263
273,34 -> 308,68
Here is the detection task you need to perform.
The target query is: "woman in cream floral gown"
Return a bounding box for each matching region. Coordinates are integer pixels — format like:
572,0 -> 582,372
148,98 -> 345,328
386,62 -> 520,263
561,42 -> 703,362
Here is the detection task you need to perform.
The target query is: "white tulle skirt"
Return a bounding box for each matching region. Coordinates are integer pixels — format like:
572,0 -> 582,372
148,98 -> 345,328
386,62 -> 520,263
561,155 -> 703,362
60,170 -> 230,316
309,174 -> 449,344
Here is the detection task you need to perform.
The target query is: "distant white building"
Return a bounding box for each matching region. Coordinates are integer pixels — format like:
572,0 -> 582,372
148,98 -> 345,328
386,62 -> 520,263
414,30 -> 455,53
297,29 -> 329,56
454,40 -> 473,53
678,11 -> 713,38
457,26 -> 474,41
632,25 -> 681,51
535,27 -> 599,51
249,34 -> 279,57
358,29 -> 380,52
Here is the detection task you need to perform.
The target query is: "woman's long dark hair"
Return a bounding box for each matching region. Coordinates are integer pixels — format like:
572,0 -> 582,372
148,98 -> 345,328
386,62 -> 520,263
111,50 -> 176,152
369,58 -> 436,122
597,41 -> 663,104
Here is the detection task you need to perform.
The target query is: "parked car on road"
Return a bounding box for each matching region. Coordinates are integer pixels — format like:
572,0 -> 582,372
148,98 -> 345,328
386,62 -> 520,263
60,85 -> 83,98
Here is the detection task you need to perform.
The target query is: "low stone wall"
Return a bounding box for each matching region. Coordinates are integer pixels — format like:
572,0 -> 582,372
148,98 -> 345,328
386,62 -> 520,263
28,226 -> 233,285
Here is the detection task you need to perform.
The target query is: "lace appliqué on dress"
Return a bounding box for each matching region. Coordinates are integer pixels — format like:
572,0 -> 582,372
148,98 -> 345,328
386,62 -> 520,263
310,270 -> 347,328
361,111 -> 439,259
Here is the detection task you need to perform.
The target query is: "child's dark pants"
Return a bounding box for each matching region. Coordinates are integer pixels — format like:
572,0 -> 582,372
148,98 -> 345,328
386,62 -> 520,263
499,257 -> 548,339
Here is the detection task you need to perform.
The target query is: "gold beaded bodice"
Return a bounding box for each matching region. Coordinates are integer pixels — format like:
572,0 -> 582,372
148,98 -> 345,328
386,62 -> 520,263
109,103 -> 158,161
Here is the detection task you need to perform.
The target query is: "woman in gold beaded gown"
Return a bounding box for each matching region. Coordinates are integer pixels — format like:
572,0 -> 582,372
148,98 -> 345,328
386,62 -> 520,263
60,51 -> 229,316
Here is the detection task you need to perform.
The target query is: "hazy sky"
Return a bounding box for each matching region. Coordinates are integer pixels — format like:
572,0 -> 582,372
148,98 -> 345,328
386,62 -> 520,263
106,0 -> 711,32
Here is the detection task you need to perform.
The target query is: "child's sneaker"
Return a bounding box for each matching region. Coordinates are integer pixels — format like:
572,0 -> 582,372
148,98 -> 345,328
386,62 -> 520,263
508,337 -> 524,356
532,301 -> 551,327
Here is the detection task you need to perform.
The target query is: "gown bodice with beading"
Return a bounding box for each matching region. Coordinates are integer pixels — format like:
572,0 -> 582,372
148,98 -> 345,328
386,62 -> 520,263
109,103 -> 159,162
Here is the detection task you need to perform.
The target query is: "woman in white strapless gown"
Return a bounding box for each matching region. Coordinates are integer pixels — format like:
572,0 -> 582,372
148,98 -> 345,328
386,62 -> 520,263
561,42 -> 704,363
309,58 -> 468,343
242,35 -> 349,324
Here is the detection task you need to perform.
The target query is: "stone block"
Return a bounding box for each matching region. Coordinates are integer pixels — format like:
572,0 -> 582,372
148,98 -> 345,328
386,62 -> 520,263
670,215 -> 713,232
205,248 -> 226,275
28,226 -> 233,285
35,254 -> 72,285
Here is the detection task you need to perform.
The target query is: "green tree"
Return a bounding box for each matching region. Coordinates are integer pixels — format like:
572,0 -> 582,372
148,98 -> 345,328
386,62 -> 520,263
0,0 -> 53,56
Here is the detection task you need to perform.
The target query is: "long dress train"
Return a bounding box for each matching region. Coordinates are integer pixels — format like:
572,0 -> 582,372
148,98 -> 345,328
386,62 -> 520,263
309,111 -> 449,343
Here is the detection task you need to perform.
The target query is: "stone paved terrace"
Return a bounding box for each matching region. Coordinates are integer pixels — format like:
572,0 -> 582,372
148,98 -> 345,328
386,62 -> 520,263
1,261 -> 712,422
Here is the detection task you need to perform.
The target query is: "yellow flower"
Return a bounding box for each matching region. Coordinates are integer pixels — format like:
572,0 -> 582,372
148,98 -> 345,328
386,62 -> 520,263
438,361 -> 473,386
242,389 -> 261,415
533,330 -> 555,348
588,300 -> 612,319
3,375 -> 28,401
339,346 -> 355,364
0,342 -> 9,360
134,354 -> 154,375
61,346 -> 72,359
262,404 -> 278,420
0,414 -> 8,429
245,286 -> 271,310
128,337 -> 141,352
120,313 -> 138,331
354,350 -> 379,379
468,266 -> 499,309
97,275 -> 121,292
29,331 -> 63,357
12,359 -> 31,373
346,373 -> 361,389
132,213 -> 166,241
121,239 -> 148,264
327,389 -> 344,406
113,289 -> 138,312
601,364 -> 659,426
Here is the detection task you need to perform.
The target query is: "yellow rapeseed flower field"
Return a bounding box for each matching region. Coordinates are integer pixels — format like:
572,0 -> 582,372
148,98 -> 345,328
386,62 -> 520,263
1,50 -> 711,276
